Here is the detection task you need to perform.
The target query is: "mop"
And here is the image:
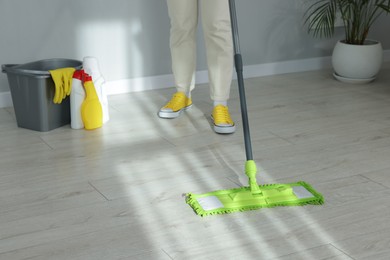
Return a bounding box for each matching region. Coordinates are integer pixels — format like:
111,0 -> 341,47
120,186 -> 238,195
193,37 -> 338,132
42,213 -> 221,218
186,0 -> 324,217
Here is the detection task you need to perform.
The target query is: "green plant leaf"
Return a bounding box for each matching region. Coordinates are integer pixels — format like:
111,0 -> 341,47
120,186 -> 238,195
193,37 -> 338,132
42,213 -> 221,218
304,0 -> 390,44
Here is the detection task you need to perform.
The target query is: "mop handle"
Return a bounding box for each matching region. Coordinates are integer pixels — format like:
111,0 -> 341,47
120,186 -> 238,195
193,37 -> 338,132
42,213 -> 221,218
228,0 -> 254,161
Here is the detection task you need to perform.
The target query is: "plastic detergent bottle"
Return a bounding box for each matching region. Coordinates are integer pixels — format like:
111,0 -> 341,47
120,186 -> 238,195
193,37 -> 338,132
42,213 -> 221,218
81,73 -> 103,130
83,56 -> 109,124
70,70 -> 85,129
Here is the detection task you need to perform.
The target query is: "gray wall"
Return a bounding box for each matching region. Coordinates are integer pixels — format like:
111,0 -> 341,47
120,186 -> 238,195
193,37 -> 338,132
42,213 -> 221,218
1,0 -> 390,93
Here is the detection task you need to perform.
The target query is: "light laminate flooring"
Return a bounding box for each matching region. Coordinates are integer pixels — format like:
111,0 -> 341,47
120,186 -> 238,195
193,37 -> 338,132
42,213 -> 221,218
1,64 -> 390,260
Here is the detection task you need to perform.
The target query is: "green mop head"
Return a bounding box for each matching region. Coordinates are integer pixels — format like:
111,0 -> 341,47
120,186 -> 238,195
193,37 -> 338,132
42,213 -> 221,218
186,161 -> 324,217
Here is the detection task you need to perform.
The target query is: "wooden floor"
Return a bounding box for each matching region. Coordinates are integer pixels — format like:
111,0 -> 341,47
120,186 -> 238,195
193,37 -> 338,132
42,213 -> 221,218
1,64 -> 390,260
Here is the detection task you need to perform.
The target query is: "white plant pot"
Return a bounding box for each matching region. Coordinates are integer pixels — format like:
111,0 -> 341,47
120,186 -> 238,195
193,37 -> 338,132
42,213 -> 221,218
332,40 -> 383,82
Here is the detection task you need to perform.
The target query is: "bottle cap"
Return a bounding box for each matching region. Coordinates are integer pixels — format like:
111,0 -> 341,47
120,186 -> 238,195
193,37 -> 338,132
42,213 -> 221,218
72,70 -> 83,80
84,74 -> 93,82
82,71 -> 93,82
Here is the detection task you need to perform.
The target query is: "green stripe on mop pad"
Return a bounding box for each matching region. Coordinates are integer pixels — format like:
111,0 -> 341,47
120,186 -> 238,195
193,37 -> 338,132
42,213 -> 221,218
186,181 -> 324,217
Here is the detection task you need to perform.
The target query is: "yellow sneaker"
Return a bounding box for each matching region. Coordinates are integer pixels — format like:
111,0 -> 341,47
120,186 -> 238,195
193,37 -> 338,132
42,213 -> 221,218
158,92 -> 193,119
212,105 -> 236,134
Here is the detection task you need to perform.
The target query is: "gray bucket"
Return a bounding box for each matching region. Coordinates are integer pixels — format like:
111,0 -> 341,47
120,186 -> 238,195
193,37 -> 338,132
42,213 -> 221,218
2,58 -> 82,131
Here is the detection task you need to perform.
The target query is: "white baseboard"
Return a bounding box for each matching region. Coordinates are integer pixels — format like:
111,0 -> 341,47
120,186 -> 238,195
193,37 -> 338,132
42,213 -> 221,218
104,56 -> 335,96
105,51 -> 390,96
1,51 -> 390,108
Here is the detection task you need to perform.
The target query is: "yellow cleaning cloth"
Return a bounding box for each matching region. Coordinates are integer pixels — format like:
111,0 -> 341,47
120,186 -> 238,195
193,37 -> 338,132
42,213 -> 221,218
49,67 -> 76,104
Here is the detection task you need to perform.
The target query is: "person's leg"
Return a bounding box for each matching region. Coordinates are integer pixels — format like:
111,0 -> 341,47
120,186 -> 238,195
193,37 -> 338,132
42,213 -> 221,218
200,0 -> 233,102
201,0 -> 235,133
168,0 -> 198,94
159,0 -> 198,119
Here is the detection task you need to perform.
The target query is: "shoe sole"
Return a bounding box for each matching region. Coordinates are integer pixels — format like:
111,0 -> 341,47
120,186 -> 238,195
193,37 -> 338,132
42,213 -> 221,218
213,124 -> 236,134
158,104 -> 192,119
211,115 -> 236,134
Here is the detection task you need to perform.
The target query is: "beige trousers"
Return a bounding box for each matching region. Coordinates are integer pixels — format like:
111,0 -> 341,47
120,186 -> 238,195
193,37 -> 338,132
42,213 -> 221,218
167,0 -> 233,101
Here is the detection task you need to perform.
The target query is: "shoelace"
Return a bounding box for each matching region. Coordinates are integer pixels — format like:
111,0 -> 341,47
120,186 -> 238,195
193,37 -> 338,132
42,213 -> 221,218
214,105 -> 233,125
165,93 -> 188,110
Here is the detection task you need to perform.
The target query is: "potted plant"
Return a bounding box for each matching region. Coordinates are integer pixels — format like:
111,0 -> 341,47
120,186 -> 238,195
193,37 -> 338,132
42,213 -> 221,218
305,0 -> 390,83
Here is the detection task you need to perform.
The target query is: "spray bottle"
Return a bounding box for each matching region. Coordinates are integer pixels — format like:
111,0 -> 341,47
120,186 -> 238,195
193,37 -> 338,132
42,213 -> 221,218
83,56 -> 109,124
81,73 -> 103,130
